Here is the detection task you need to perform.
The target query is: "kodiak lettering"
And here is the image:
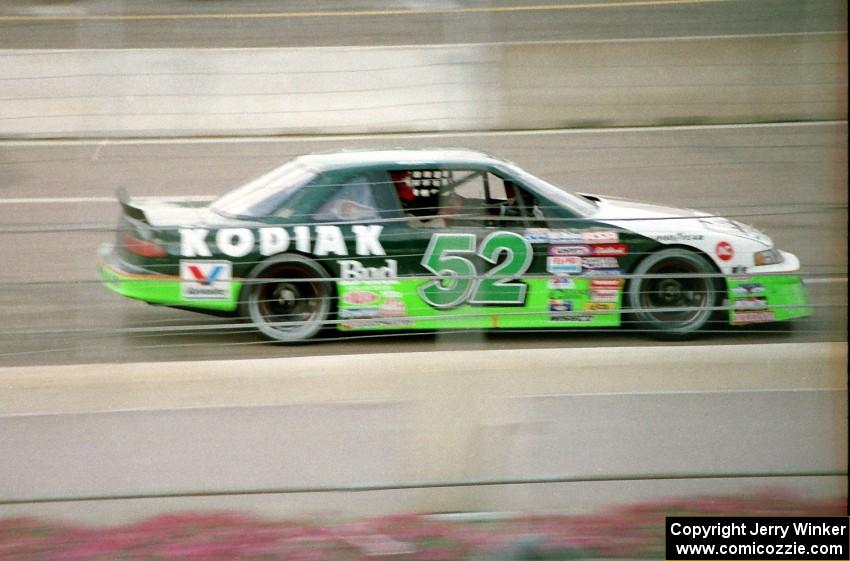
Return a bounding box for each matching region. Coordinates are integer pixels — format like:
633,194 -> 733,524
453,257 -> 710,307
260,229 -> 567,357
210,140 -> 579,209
180,225 -> 385,258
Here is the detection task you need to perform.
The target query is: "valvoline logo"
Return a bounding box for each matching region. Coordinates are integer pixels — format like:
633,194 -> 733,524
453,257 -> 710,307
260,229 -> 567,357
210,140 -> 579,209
180,261 -> 232,300
187,264 -> 224,286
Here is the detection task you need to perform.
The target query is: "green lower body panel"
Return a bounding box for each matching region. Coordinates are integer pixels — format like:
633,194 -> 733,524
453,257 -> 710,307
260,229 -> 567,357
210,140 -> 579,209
99,263 -> 241,313
726,274 -> 811,325
100,255 -> 810,330
337,274 -> 811,331
337,277 -> 622,331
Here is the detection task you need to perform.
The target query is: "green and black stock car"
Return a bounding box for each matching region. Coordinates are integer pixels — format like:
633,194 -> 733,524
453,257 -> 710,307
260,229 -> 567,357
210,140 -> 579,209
99,149 -> 810,341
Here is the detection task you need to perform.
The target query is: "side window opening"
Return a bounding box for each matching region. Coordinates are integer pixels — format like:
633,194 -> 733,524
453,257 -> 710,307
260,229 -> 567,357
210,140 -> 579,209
486,172 -> 508,202
392,168 -> 548,228
439,171 -> 487,223
314,175 -> 380,222
486,172 -> 547,227
392,169 -> 489,227
451,171 -> 486,200
392,170 -> 443,220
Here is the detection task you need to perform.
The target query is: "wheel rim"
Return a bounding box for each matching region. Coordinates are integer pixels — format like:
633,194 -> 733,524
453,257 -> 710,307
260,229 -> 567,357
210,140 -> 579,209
252,264 -> 325,336
637,258 -> 711,329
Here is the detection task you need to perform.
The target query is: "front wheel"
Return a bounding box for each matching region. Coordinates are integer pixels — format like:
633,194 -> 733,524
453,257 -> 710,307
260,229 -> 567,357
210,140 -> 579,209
626,248 -> 720,339
240,254 -> 332,342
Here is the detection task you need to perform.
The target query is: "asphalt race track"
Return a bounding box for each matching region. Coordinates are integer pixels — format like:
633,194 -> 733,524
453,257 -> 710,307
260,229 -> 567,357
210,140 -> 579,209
0,122 -> 845,366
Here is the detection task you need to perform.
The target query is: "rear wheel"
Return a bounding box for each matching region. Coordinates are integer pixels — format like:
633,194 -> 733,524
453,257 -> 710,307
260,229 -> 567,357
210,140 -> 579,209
241,255 -> 332,342
626,248 -> 720,339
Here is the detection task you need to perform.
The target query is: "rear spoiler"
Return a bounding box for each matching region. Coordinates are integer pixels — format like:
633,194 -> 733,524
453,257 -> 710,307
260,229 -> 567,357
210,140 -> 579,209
116,187 -> 148,222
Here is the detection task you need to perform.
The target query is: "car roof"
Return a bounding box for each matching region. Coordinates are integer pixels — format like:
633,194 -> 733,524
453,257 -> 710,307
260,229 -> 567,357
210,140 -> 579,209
296,148 -> 510,171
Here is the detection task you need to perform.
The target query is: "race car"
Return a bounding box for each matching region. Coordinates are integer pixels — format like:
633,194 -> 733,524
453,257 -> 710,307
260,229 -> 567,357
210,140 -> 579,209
98,149 -> 810,341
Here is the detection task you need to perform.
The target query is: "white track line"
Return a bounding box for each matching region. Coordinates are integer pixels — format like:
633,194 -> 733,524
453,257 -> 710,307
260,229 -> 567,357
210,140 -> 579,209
0,197 -> 114,204
804,278 -> 848,285
0,30 -> 842,54
0,196 -> 212,204
0,120 -> 845,148
0,0 -> 759,22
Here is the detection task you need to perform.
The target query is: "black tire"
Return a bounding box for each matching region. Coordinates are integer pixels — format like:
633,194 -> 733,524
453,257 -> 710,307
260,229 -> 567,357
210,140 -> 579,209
626,248 -> 720,339
240,254 -> 332,342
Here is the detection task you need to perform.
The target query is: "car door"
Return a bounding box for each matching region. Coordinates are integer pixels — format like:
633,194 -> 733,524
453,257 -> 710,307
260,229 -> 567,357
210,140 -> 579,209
331,166 -> 497,330
378,166 -> 539,330
319,168 -> 433,330
470,169 -> 557,328
498,168 -> 626,327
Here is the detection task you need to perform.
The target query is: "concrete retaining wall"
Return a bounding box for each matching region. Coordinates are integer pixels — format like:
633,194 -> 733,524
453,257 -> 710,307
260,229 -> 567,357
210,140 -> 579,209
498,34 -> 847,129
0,343 -> 846,523
0,33 -> 845,138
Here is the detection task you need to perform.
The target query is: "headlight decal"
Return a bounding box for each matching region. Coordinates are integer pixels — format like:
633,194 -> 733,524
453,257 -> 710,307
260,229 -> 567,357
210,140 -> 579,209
753,248 -> 784,266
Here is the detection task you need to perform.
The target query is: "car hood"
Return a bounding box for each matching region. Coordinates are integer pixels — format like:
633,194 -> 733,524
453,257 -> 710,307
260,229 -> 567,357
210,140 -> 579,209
582,193 -> 773,247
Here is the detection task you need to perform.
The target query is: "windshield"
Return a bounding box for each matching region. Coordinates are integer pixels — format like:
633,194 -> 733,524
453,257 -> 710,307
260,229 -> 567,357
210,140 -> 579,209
210,161 -> 317,218
505,165 -> 597,217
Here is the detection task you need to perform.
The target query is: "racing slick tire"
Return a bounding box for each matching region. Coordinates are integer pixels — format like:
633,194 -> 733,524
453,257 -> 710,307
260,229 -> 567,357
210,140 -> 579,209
241,254 -> 333,343
626,248 -> 721,340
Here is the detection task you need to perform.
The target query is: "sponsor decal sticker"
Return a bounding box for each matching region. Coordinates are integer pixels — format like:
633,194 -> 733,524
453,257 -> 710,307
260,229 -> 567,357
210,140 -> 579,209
654,233 -> 705,242
732,311 -> 776,324
583,230 -> 619,244
734,297 -> 769,311
525,229 -> 619,245
584,302 -> 616,312
716,241 -> 734,261
342,317 -> 412,328
551,314 -> 593,322
547,256 -> 582,274
342,291 -> 380,306
523,229 -> 550,243
524,229 -> 584,244
339,259 -> 398,281
548,276 -> 576,289
548,244 -> 591,256
548,300 -> 573,313
339,307 -> 380,319
590,278 -> 622,289
591,289 -> 618,302
591,243 -> 628,257
731,283 -> 766,296
582,256 -> 619,269
379,299 -> 407,318
584,268 -> 623,277
180,260 -> 232,300
337,280 -> 410,327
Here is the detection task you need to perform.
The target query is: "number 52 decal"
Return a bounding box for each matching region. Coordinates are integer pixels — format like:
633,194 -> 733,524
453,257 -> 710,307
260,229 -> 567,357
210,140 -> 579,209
419,232 -> 533,308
